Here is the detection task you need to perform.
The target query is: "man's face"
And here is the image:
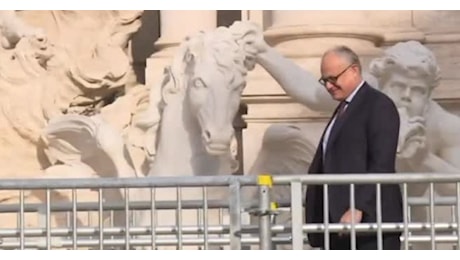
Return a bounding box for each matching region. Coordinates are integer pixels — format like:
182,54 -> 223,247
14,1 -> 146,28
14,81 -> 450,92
380,72 -> 431,118
319,53 -> 360,101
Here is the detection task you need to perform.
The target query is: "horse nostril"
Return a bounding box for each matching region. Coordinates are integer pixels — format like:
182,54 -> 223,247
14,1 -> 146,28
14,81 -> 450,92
204,130 -> 211,141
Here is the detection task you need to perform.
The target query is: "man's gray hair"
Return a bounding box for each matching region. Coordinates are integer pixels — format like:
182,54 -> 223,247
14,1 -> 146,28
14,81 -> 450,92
324,45 -> 362,73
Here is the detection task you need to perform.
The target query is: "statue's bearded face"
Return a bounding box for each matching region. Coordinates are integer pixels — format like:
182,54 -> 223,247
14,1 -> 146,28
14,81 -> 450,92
381,71 -> 431,118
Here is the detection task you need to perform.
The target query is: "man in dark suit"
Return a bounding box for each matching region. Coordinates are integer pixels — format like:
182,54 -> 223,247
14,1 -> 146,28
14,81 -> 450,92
305,46 -> 403,250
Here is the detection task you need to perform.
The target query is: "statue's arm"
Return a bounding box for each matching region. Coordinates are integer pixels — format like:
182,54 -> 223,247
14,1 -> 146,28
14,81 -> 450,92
416,148 -> 460,196
432,145 -> 460,171
419,152 -> 459,173
256,47 -> 336,112
425,109 -> 460,173
418,129 -> 460,173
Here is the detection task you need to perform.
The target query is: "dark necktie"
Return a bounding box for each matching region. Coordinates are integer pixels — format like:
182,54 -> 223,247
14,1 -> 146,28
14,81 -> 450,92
336,101 -> 349,117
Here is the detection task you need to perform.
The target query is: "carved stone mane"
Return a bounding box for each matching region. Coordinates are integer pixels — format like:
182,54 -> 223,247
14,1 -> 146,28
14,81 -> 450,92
160,24 -> 255,99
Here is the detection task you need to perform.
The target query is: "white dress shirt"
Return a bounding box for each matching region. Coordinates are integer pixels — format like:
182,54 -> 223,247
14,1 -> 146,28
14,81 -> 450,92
322,80 -> 365,159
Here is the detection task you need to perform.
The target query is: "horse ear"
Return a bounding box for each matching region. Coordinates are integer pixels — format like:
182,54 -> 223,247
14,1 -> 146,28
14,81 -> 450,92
183,49 -> 196,75
184,49 -> 194,63
160,66 -> 179,104
160,48 -> 194,105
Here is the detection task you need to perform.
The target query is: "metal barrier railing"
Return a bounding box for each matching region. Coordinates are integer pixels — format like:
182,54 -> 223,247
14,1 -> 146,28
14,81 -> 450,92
270,173 -> 460,250
0,173 -> 458,249
0,175 -> 260,250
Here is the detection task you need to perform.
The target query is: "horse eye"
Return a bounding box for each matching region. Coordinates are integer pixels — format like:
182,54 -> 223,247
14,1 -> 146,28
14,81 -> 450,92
193,78 -> 206,88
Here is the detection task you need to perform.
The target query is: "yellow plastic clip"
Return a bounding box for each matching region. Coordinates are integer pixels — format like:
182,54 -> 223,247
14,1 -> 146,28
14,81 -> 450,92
270,202 -> 278,210
257,174 -> 273,188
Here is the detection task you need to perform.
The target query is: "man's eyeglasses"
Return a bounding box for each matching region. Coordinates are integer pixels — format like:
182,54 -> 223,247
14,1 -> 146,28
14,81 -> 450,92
318,64 -> 355,86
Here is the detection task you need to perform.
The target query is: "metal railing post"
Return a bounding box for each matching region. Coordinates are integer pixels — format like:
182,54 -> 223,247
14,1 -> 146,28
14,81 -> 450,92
229,179 -> 242,250
291,181 -> 304,249
258,175 -> 273,250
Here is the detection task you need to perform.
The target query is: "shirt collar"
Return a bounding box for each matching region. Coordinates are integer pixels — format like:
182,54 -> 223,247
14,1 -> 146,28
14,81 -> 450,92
345,80 -> 365,103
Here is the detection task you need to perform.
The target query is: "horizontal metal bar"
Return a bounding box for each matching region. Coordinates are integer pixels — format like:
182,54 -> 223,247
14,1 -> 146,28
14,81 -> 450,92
0,199 -> 249,213
273,173 -> 460,185
0,222 -> 457,239
0,175 -> 257,190
300,222 -> 460,233
0,194 -> 452,215
0,237 -> 233,249
0,236 -> 294,249
1,173 -> 460,190
1,234 -> 459,250
406,196 -> 459,206
273,196 -> 460,209
0,226 -> 233,237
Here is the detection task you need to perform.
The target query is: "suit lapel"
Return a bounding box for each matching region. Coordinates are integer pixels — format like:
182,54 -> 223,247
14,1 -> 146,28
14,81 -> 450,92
309,103 -> 343,173
310,97 -> 348,173
325,83 -> 369,154
319,101 -> 343,143
317,101 -> 343,152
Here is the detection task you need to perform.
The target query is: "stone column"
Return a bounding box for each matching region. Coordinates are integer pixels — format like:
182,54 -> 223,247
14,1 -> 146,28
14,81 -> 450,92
145,11 -> 217,86
241,10 -> 424,173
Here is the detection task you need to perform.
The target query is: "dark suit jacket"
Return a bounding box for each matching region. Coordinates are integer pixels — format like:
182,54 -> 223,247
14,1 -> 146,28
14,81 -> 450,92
305,82 -> 403,248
